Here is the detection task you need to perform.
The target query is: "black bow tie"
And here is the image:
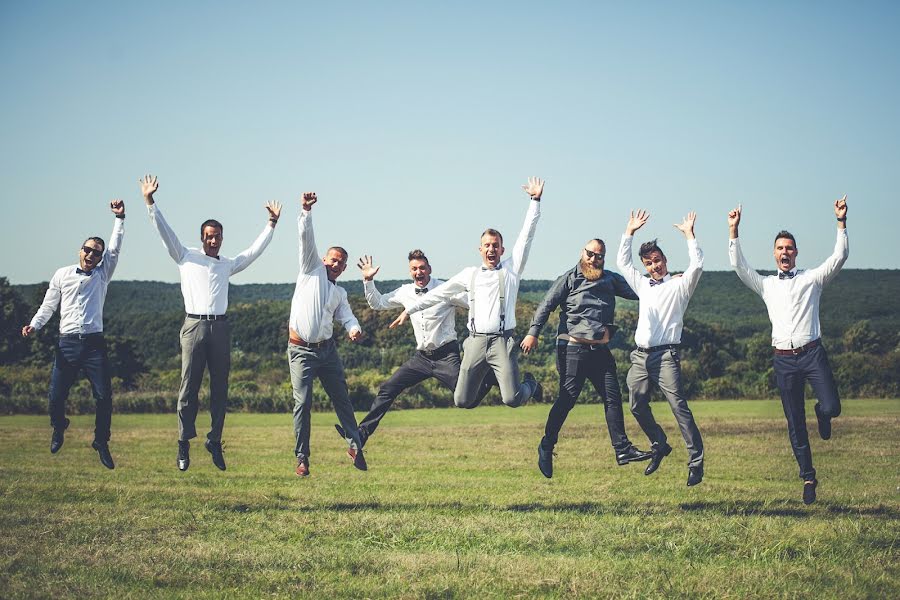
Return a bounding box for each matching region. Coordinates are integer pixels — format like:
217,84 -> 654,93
648,278 -> 664,286
414,287 -> 428,295
75,268 -> 93,276
778,271 -> 796,280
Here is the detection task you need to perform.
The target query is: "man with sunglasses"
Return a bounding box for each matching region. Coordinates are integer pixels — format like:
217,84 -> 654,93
521,239 -> 651,478
22,199 -> 126,469
141,175 -> 280,472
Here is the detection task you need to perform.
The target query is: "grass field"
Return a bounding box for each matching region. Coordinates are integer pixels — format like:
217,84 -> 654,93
1,400 -> 898,599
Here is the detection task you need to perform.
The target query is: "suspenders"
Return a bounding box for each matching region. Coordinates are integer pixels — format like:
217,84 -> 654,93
468,267 -> 506,335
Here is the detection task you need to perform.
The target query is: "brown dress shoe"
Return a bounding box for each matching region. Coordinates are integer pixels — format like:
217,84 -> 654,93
295,455 -> 310,477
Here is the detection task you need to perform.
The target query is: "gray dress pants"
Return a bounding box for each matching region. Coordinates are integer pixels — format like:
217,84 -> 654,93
177,317 -> 231,443
626,347 -> 704,467
288,341 -> 362,458
455,332 -> 536,408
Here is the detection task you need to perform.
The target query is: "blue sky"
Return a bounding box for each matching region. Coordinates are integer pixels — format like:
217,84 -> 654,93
2,1 -> 898,284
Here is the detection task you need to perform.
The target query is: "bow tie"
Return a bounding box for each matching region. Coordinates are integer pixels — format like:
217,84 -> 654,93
778,271 -> 796,280
481,265 -> 502,272
75,268 -> 93,276
648,278 -> 664,286
414,287 -> 428,295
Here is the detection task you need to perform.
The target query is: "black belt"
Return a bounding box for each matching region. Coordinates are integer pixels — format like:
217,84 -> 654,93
187,313 -> 227,321
636,344 -> 679,354
60,332 -> 103,340
470,329 -> 514,338
774,339 -> 820,356
289,337 -> 332,349
420,340 -> 459,358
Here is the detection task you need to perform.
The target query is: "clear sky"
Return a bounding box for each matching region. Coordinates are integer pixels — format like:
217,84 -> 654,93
2,1 -> 898,285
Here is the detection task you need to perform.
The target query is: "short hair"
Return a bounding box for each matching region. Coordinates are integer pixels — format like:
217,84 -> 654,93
408,249 -> 429,264
327,246 -> 349,261
200,219 -> 223,237
481,228 -> 503,245
82,236 -> 106,253
773,230 -> 797,247
586,238 -> 606,251
639,239 -> 665,261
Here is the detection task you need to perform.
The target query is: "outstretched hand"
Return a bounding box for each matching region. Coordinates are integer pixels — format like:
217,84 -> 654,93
625,209 -> 649,235
522,176 -> 545,200
357,255 -> 380,281
673,211 -> 697,239
301,192 -> 317,211
110,199 -> 125,216
139,174 -> 159,204
389,310 -> 409,329
265,201 -> 282,223
834,194 -> 848,219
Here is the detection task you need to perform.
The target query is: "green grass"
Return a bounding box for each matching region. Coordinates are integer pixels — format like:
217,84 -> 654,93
1,400 -> 898,599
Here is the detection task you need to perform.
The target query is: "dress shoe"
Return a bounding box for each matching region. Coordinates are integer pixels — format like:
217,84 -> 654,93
815,404 -> 832,440
91,441 -> 115,470
335,423 -> 368,449
537,443 -> 554,478
50,429 -> 65,454
177,441 -> 190,471
348,447 -> 367,471
295,454 -> 310,477
205,439 -> 227,471
644,443 -> 672,476
687,464 -> 704,486
616,445 -> 652,466
524,373 -> 543,403
803,479 -> 818,505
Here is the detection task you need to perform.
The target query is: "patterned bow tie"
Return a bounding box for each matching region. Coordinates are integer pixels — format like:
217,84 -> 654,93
75,268 -> 93,276
481,264 -> 502,271
414,287 -> 428,295
778,271 -> 796,280
648,278 -> 664,286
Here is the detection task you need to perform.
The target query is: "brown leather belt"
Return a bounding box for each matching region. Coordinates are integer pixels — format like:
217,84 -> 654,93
289,336 -> 332,349
774,339 -> 820,356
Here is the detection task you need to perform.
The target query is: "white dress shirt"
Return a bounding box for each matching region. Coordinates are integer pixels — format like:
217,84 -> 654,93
289,210 -> 361,342
405,199 -> 541,333
616,235 -> 704,348
365,278 -> 467,351
148,204 -> 274,315
30,217 -> 124,334
729,229 -> 849,350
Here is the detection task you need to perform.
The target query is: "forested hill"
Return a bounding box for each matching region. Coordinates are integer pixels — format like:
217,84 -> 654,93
12,269 -> 899,335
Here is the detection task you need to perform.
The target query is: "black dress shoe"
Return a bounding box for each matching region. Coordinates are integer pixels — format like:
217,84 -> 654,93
537,443 -> 554,478
815,404 -> 832,440
50,429 -> 65,454
177,441 -> 190,471
205,439 -> 227,471
687,464 -> 704,486
803,479 -> 818,505
644,444 -> 672,476
335,423 -> 368,449
524,373 -> 543,404
91,441 -> 115,470
348,446 -> 367,471
616,445 -> 652,466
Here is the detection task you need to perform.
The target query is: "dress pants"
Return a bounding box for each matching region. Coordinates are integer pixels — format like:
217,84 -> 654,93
48,334 -> 112,443
288,341 -> 363,458
627,347 -> 704,467
177,317 -> 231,443
455,332 -> 536,408
773,343 -> 841,481
542,342 -> 632,453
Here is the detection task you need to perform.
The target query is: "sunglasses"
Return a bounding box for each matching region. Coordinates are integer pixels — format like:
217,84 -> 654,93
82,246 -> 103,257
584,249 -> 605,260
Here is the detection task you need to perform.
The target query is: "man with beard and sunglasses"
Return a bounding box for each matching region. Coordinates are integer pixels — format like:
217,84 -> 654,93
22,199 -> 126,470
521,239 -> 651,478
728,197 -> 849,505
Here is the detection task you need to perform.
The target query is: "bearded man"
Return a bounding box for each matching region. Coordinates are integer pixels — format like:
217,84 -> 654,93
521,238 -> 651,478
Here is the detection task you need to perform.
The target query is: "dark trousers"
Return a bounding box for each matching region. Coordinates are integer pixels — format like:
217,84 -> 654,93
774,343 -> 841,481
359,341 -> 495,444
48,334 -> 112,443
542,343 -> 632,453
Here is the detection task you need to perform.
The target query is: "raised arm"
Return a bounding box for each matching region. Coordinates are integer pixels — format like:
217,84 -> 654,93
616,210 -> 650,292
230,201 -> 280,275
809,195 -> 850,286
508,177 -> 544,275
143,175 -> 188,263
359,255 -> 404,310
23,271 -> 63,336
97,200 -> 125,280
522,271 -> 570,353
674,211 -> 703,293
297,193 -> 321,274
727,204 -> 765,295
